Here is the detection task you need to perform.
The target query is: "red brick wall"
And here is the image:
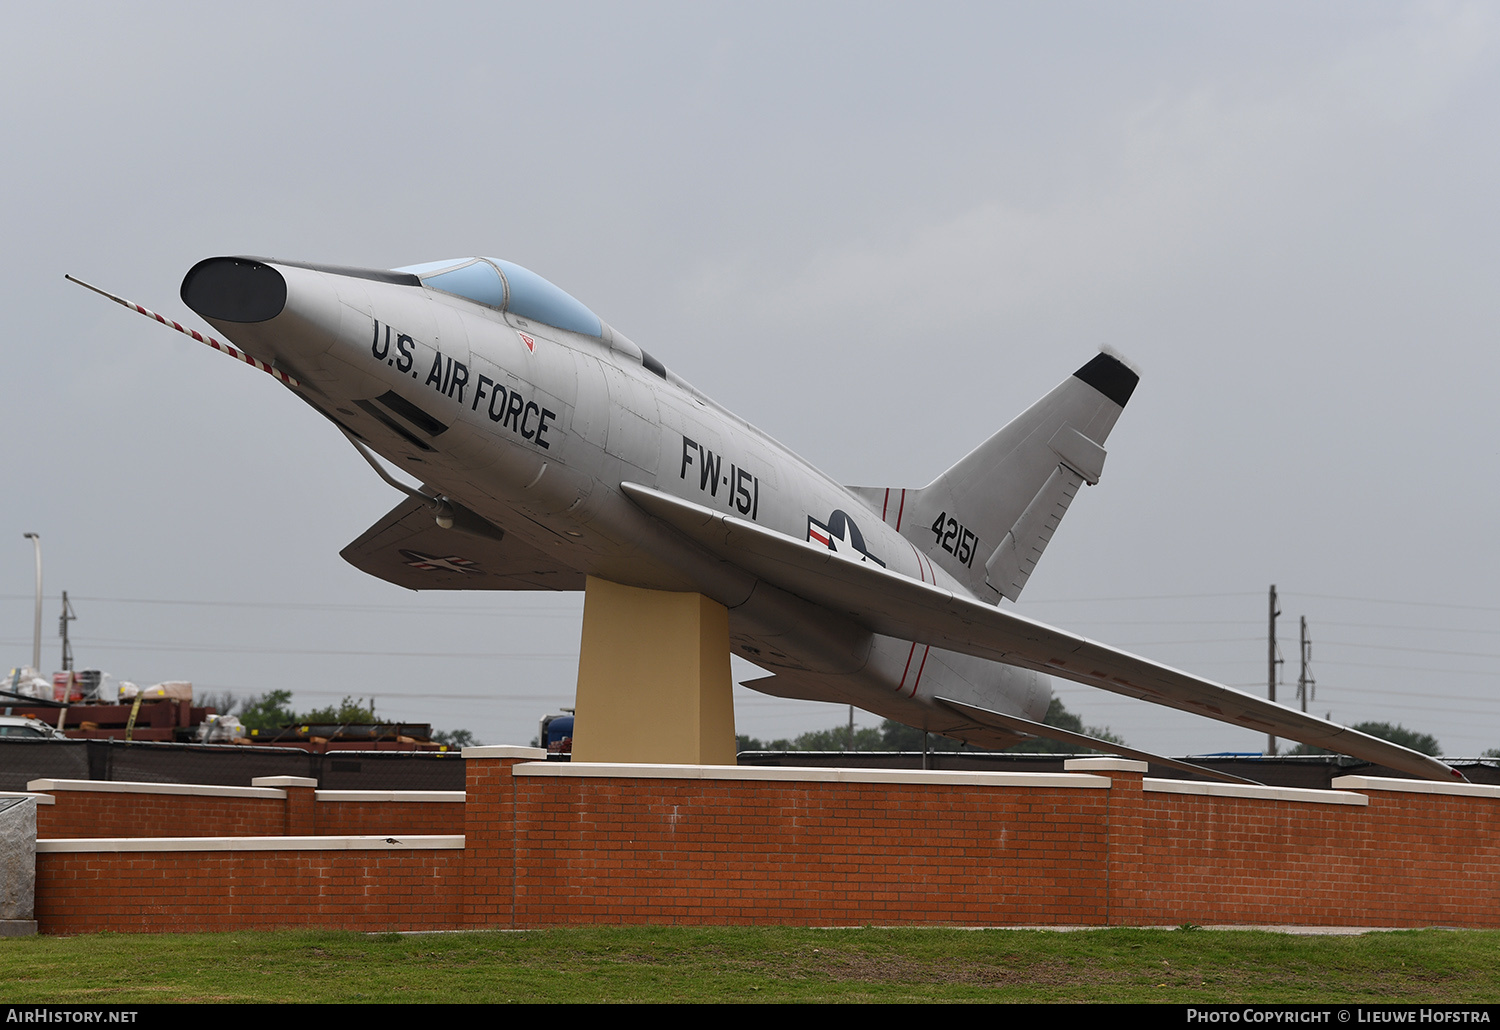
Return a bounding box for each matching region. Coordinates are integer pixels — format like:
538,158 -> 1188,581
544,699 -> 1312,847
29,761 -> 1500,933
312,801 -> 463,836
1135,786 -> 1500,928
37,791 -> 284,838
1135,790 -> 1370,926
34,849 -> 464,934
508,774 -> 1112,926
463,756 -> 524,928
34,790 -> 462,839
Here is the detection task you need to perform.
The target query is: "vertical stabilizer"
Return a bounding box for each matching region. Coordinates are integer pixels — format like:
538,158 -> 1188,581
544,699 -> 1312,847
849,353 -> 1137,602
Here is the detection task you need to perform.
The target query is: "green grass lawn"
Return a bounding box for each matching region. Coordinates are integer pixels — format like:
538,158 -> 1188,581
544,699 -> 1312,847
3,926 -> 1499,1003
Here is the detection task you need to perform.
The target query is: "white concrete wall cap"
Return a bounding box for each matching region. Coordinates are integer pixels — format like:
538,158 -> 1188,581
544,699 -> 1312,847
25,779 -> 284,800
0,792 -> 54,805
462,745 -> 546,760
1145,778 -> 1369,806
512,762 -> 1110,789
1331,775 -> 1500,799
251,776 -> 317,788
37,834 -> 465,853
314,791 -> 465,803
1064,757 -> 1150,773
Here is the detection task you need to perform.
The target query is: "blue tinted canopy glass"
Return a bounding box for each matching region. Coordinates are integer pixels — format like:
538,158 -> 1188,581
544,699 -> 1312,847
393,257 -> 602,338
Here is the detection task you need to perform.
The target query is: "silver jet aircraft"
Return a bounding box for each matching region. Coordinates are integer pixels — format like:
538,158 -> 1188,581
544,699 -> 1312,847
74,255 -> 1460,782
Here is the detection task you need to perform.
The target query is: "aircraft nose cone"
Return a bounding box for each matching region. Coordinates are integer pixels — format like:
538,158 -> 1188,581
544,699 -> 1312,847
180,257 -> 287,323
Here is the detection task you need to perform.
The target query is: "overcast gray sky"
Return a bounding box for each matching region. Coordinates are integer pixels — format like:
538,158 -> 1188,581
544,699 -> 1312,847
4,2 -> 1498,755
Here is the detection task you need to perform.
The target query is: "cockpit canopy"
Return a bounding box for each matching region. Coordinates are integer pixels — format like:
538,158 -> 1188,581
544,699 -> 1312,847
395,257 -> 603,338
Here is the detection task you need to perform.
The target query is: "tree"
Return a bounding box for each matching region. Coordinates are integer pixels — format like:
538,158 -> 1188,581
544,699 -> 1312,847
195,690 -> 240,717
1002,698 -> 1126,754
236,690 -> 298,733
733,697 -> 1123,754
878,720 -> 966,752
791,726 -> 887,751
738,729 -> 877,751
230,690 -> 477,745
298,696 -> 378,725
737,734 -> 793,751
1291,722 -> 1440,758
433,728 -> 479,748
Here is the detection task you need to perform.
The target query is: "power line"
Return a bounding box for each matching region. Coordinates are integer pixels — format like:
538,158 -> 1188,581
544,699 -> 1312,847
1297,684 -> 1500,706
1316,620 -> 1500,638
1040,618 -> 1258,628
1286,592 -> 1500,615
1314,659 -> 1498,678
1318,640 -> 1500,661
1089,637 -> 1262,647
0,593 -> 583,616
65,640 -> 578,660
5,588 -> 1497,614
1022,591 -> 1264,604
195,686 -> 578,703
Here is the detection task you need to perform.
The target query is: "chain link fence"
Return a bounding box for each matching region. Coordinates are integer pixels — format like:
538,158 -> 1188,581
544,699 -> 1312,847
0,739 -> 464,791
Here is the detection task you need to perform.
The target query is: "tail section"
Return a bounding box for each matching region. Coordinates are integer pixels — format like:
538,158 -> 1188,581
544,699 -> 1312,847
849,352 -> 1138,602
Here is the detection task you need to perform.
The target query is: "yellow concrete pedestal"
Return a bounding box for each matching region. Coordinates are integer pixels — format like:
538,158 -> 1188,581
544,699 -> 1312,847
570,576 -> 737,765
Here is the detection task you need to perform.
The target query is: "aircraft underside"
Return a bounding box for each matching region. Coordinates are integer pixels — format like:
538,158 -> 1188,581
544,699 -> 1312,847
339,476 -> 1048,749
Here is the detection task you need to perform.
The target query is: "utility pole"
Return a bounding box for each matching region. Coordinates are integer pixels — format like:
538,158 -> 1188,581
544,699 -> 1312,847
1267,584 -> 1283,755
59,591 -> 76,672
22,533 -> 41,673
1297,615 -> 1315,713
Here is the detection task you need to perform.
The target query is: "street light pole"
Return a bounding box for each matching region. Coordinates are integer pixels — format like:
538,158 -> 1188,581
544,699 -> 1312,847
22,533 -> 41,673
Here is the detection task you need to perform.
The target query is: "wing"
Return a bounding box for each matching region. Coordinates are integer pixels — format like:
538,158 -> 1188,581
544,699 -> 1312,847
934,697 -> 1260,785
620,482 -> 1461,782
340,496 -> 585,591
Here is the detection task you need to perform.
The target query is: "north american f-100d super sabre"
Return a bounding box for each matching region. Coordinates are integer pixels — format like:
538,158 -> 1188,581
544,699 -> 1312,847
70,255 -> 1462,782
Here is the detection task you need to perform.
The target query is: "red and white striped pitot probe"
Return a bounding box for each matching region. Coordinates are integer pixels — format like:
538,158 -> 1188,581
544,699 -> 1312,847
66,274 -> 301,389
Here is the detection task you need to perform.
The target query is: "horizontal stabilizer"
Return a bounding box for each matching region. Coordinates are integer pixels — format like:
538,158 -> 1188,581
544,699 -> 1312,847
742,670 -> 1030,750
341,496 -> 583,591
935,697 -> 1260,785
620,481 -> 1462,783
739,671 -> 867,707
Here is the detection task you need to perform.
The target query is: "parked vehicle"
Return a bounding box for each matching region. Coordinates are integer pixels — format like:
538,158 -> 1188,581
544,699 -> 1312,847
539,711 -> 573,758
0,715 -> 64,739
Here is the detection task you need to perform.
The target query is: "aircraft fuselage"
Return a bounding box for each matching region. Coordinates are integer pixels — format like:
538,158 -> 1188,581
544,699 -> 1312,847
182,257 -> 1050,742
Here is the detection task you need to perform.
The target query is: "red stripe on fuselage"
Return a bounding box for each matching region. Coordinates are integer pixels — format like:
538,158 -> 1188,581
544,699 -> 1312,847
909,645 -> 931,698
907,541 -> 926,583
897,641 -> 917,691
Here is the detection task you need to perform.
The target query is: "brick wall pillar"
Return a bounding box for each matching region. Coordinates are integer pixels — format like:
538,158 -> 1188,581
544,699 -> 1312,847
252,776 -> 318,836
461,746 -> 544,929
1065,758 -> 1147,926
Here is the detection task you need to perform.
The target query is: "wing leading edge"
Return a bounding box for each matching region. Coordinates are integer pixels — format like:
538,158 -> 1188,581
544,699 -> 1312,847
619,482 -> 1462,783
